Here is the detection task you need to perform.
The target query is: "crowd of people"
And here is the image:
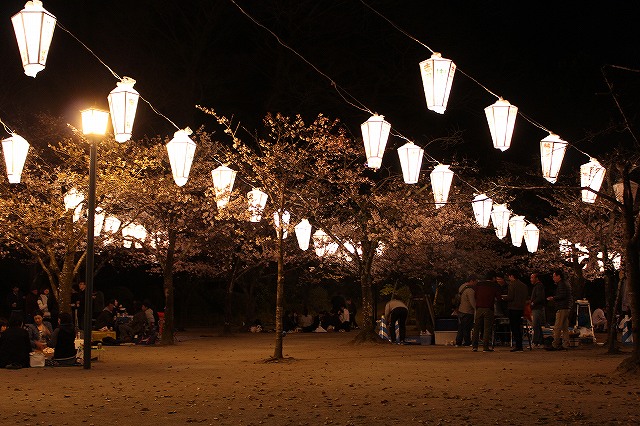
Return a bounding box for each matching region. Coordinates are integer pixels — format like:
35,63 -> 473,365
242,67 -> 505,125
281,298 -> 357,334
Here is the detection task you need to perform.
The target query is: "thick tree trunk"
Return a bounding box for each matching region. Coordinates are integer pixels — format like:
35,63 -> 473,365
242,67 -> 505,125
273,198 -> 285,359
606,271 -> 623,354
57,249 -> 77,315
160,227 -> 177,345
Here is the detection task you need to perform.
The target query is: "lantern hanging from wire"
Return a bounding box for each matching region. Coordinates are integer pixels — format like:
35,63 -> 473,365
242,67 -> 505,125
2,133 -> 30,183
107,77 -> 139,143
273,210 -> 291,239
397,142 -> 424,184
490,203 -> 510,239
485,98 -> 518,151
103,216 -> 121,234
11,0 -> 56,78
94,207 -> 105,237
508,215 -> 526,247
313,229 -> 331,257
294,219 -> 312,251
247,188 -> 268,222
166,128 -> 196,187
361,114 -> 391,170
539,133 -> 568,183
63,188 -> 84,211
211,165 -> 237,209
471,193 -> 493,228
430,164 -> 454,208
523,223 -> 539,253
613,181 -> 639,204
419,52 -> 456,114
580,159 -> 606,203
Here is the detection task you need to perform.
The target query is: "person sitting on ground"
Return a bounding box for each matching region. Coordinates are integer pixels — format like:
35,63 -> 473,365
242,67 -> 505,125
49,313 -> 77,364
95,300 -> 116,330
27,311 -> 52,350
119,304 -> 148,343
0,312 -> 32,369
298,308 -> 315,333
338,306 -> 350,332
592,306 -> 607,332
141,300 -> 155,329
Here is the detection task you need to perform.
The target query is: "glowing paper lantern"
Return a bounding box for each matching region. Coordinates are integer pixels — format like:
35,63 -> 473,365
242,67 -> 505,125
397,142 -> 424,184
361,115 -> 391,170
430,164 -> 454,208
103,216 -> 121,233
166,129 -> 196,187
523,223 -> 539,253
613,181 -> 639,204
490,203 -> 510,239
485,98 -> 518,151
508,215 -> 526,247
11,0 -> 56,77
540,133 -> 568,183
63,188 -> 84,210
108,77 -> 139,143
580,159 -> 606,203
94,207 -> 105,237
247,188 -> 268,222
294,219 -> 312,251
211,165 -> 237,209
2,133 -> 30,183
313,229 -> 331,257
472,193 -> 493,228
122,223 -> 147,248
273,210 -> 290,238
419,52 -> 456,114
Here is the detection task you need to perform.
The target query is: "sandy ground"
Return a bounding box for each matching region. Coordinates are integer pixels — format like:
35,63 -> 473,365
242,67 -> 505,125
1,330 -> 638,426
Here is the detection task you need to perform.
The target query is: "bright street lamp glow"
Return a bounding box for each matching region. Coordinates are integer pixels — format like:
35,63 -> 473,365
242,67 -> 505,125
81,108 -> 110,136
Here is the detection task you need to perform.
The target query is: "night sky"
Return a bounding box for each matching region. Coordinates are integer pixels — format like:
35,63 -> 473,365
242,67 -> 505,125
1,1 -> 638,186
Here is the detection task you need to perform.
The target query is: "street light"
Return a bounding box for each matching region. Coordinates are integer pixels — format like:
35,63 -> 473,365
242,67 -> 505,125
80,107 -> 109,370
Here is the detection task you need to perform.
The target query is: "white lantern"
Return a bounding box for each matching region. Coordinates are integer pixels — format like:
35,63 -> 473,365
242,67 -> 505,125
294,219 -> 312,250
430,164 -> 454,208
613,181 -> 639,204
211,165 -> 237,209
63,188 -> 84,210
103,216 -> 121,233
2,133 -> 30,183
485,98 -> 518,151
397,142 -> 424,184
361,114 -> 391,170
273,210 -> 290,239
94,207 -> 105,237
247,188 -> 268,222
523,223 -> 539,253
11,0 -> 56,78
471,194 -> 493,228
166,129 -> 196,187
490,203 -> 510,239
580,159 -> 606,203
419,52 -> 456,114
313,229 -> 331,257
108,77 -> 139,143
122,223 -> 135,248
539,133 -> 568,183
508,215 -> 526,247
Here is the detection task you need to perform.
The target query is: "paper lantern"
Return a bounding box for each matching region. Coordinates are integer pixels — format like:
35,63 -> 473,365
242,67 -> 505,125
63,188 -> 84,210
523,223 -> 539,253
211,165 -> 237,209
247,188 -> 268,222
94,207 -> 105,237
613,181 -> 639,204
430,164 -> 454,208
485,98 -> 518,151
294,219 -> 312,250
103,216 -> 121,233
313,229 -> 331,257
490,203 -> 510,239
472,193 -> 493,228
580,159 -> 606,203
361,115 -> 391,170
508,215 -> 526,247
166,129 -> 196,187
397,142 -> 424,184
11,0 -> 56,77
539,133 -> 568,183
273,210 -> 290,238
419,52 -> 456,114
108,77 -> 139,143
2,133 -> 30,183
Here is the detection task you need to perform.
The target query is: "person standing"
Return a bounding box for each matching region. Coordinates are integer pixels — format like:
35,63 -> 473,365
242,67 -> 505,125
547,269 -> 572,351
384,299 -> 408,344
346,298 -> 358,329
24,287 -> 40,324
471,271 -> 502,352
505,270 -> 529,352
529,273 -> 546,348
5,286 -> 24,319
71,282 -> 87,327
455,275 -> 477,347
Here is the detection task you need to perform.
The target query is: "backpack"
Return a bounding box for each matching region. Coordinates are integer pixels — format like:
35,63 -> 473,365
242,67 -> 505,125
452,286 -> 470,309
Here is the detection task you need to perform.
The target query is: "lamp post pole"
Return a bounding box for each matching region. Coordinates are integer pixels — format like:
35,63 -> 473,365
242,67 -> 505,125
83,137 -> 97,369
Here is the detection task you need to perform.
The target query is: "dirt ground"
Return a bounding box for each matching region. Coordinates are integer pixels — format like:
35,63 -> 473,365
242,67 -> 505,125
1,330 -> 638,426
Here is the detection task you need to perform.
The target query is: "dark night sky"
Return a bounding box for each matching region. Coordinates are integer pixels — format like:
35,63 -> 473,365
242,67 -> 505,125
1,1 -> 638,187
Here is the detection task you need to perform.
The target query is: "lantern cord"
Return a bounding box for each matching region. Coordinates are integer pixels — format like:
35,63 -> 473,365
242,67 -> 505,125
0,117 -> 15,136
517,111 -> 552,134
138,95 -> 181,132
454,174 -> 481,194
457,69 -> 500,100
226,0 -> 373,116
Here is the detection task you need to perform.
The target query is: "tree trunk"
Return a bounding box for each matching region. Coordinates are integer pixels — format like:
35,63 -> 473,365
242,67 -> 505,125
273,197 -> 285,359
606,271 -> 623,354
160,227 -> 177,345
57,249 -> 77,315
223,277 -> 236,335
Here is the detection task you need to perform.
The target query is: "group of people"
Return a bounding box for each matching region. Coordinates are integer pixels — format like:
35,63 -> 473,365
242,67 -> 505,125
454,269 -> 573,352
281,298 -> 358,333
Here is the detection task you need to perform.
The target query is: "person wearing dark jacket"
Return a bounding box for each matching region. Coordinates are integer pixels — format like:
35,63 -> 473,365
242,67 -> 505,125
49,313 -> 77,361
529,273 -> 546,347
547,269 -> 572,351
0,312 -> 31,369
505,270 -> 529,352
471,271 -> 503,352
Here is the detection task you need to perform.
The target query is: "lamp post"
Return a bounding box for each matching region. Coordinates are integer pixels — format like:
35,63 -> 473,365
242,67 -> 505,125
80,107 -> 109,370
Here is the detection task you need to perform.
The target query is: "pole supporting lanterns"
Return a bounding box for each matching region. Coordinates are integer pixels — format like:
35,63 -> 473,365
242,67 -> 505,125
419,52 -> 456,114
211,165 -> 237,209
580,159 -> 606,203
166,128 -> 196,187
108,76 -> 139,143
540,133 -> 568,183
471,193 -> 493,228
247,188 -> 268,222
2,133 -> 30,183
11,0 -> 57,78
361,114 -> 391,170
430,164 -> 454,208
485,98 -> 518,151
397,142 -> 424,184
